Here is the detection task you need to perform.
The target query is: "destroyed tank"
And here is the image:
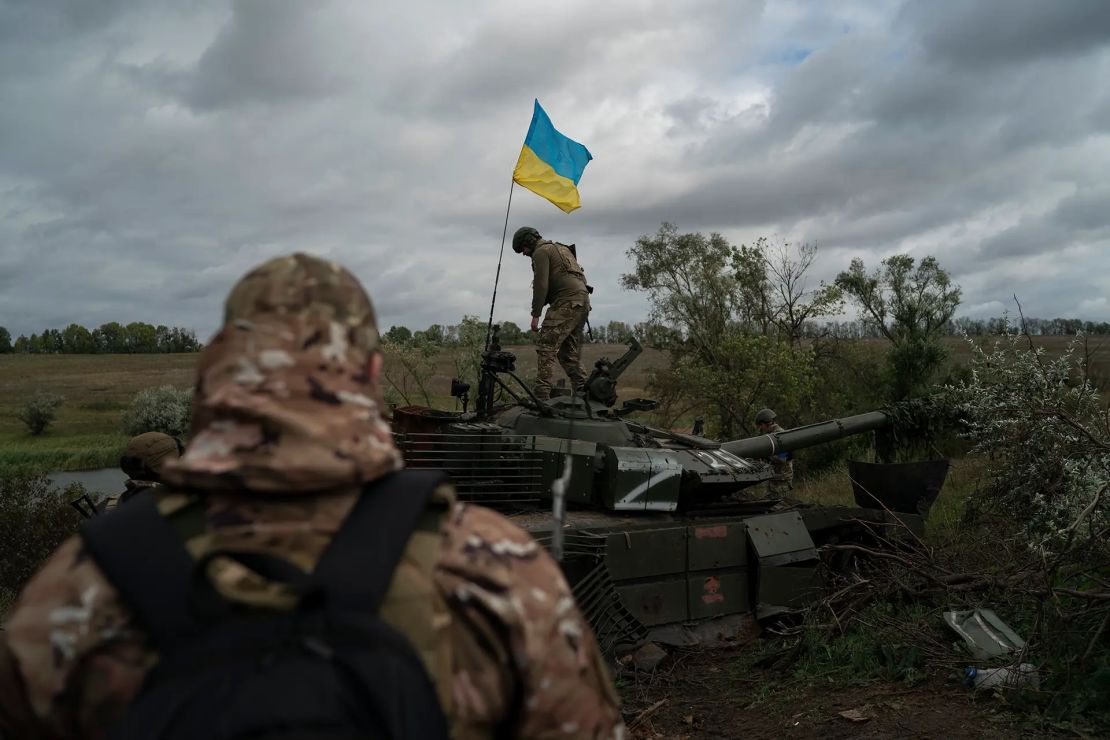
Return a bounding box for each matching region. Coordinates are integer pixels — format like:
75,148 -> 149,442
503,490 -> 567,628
392,327 -> 948,651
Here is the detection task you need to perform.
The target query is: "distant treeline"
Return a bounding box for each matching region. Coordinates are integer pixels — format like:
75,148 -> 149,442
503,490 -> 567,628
822,315 -> 1110,339
381,314 -> 1110,348
0,323 -> 202,354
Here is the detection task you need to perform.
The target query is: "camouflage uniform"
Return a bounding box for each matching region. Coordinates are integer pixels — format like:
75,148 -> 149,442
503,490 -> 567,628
531,240 -> 590,400
766,422 -> 794,498
0,253 -> 623,740
102,432 -> 181,512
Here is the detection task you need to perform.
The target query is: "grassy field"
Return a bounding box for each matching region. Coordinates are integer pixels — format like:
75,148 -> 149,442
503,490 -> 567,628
0,334 -> 1104,473
0,344 -> 668,473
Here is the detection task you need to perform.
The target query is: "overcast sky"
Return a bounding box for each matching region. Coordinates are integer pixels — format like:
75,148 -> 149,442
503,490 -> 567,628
2,0 -> 1109,339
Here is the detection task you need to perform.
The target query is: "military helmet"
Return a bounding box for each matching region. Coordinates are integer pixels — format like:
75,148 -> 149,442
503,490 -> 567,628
755,408 -> 777,425
512,226 -> 541,253
120,431 -> 183,481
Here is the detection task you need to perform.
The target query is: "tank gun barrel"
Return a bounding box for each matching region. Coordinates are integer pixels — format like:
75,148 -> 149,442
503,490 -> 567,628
720,410 -> 891,458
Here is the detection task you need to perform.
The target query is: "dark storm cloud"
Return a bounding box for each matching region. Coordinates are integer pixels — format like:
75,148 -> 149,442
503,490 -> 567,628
185,0 -> 354,111
1,0 -> 1108,340
901,0 -> 1110,68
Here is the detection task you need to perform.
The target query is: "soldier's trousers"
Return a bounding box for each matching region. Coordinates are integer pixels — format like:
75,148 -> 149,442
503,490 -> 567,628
535,301 -> 589,400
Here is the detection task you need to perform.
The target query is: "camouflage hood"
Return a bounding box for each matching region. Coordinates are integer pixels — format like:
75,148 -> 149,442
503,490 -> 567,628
161,253 -> 402,494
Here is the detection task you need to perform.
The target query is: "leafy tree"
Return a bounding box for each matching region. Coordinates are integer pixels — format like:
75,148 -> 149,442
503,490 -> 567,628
28,333 -> 43,353
18,392 -> 63,435
122,385 -> 192,437
0,326 -> 10,353
13,335 -> 29,353
450,315 -> 487,390
497,321 -> 526,345
604,321 -> 634,344
94,322 -> 127,353
836,255 -> 961,399
61,323 -> 94,353
634,321 -> 679,348
381,337 -> 436,406
758,238 -> 843,344
414,324 -> 445,345
384,325 -> 413,345
622,223 -> 842,437
125,322 -> 158,353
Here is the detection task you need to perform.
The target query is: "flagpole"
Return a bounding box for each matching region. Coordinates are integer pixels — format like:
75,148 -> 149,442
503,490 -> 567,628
484,178 -> 516,351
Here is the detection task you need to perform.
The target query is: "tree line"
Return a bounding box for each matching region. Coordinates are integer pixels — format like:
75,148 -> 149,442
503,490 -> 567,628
0,323 -> 202,354
382,314 -> 1107,351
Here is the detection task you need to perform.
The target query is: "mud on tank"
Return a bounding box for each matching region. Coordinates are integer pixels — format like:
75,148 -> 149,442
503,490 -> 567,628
391,327 -> 948,652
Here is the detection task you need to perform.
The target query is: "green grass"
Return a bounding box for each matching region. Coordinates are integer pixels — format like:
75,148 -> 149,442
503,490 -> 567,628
0,354 -> 196,474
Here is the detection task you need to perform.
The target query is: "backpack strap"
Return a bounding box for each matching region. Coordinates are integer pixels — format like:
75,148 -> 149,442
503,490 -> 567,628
80,491 -> 203,648
313,469 -> 447,612
80,470 -> 448,649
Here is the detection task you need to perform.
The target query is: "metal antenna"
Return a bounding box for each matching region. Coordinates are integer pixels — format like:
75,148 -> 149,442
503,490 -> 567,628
484,180 -> 516,351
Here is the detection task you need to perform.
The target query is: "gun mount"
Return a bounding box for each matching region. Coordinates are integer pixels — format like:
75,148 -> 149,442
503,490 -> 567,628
394,329 -> 947,651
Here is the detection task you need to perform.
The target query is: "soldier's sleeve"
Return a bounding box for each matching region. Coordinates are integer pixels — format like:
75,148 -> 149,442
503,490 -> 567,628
531,248 -> 550,318
437,504 -> 624,739
0,536 -> 153,740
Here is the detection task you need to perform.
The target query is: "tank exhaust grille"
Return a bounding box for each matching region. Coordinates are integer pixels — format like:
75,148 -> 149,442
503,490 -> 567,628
393,431 -> 546,504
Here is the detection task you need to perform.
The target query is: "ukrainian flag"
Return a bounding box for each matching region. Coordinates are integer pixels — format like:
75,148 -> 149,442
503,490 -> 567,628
513,100 -> 593,213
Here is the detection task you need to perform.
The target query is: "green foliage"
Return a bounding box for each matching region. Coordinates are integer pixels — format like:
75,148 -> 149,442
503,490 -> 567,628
10,322 -> 200,354
18,392 -> 64,435
836,255 -> 961,399
384,325 -> 413,345
0,326 -> 10,353
497,320 -> 528,345
414,324 -> 445,345
121,385 -> 193,437
622,223 -> 847,438
61,323 -> 94,353
0,472 -> 81,611
382,336 -> 437,406
944,329 -> 1107,555
449,315 -> 487,390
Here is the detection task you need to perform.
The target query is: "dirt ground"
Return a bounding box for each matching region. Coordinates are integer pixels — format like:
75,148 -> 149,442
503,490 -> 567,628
616,645 -> 1049,740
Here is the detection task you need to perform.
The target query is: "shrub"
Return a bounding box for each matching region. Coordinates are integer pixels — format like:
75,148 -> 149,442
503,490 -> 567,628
121,385 -> 193,437
17,392 -> 64,435
0,472 -> 81,614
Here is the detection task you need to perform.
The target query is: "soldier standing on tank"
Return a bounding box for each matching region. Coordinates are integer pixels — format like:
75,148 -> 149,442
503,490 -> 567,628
101,431 -> 183,512
756,407 -> 794,498
512,226 -> 591,401
0,253 -> 624,739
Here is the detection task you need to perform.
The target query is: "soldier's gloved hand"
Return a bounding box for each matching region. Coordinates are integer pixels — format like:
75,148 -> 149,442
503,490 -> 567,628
530,316 -> 539,332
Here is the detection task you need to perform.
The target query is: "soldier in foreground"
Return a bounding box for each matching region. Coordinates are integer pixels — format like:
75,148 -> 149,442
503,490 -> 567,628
755,407 -> 793,498
0,253 -> 623,739
101,431 -> 183,512
512,226 -> 591,401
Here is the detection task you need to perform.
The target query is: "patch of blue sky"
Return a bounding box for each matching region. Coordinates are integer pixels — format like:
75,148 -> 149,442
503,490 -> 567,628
760,47 -> 813,66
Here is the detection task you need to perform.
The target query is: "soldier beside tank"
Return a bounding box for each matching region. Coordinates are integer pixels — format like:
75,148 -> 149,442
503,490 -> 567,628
513,226 -> 591,401
101,431 -> 183,512
0,252 -> 623,739
755,407 -> 794,498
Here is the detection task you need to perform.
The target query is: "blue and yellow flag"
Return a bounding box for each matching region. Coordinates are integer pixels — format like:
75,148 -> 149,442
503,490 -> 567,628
513,100 -> 593,213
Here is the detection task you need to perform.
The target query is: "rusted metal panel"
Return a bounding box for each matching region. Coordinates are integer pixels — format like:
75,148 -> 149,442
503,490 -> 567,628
687,570 -> 750,619
616,578 -> 688,626
687,520 -> 748,570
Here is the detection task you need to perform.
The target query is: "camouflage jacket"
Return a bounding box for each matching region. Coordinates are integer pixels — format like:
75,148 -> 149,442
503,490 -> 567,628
531,241 -> 589,317
0,482 -> 624,739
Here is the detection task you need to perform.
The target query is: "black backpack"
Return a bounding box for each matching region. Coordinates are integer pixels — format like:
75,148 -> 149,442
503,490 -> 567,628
81,470 -> 450,740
